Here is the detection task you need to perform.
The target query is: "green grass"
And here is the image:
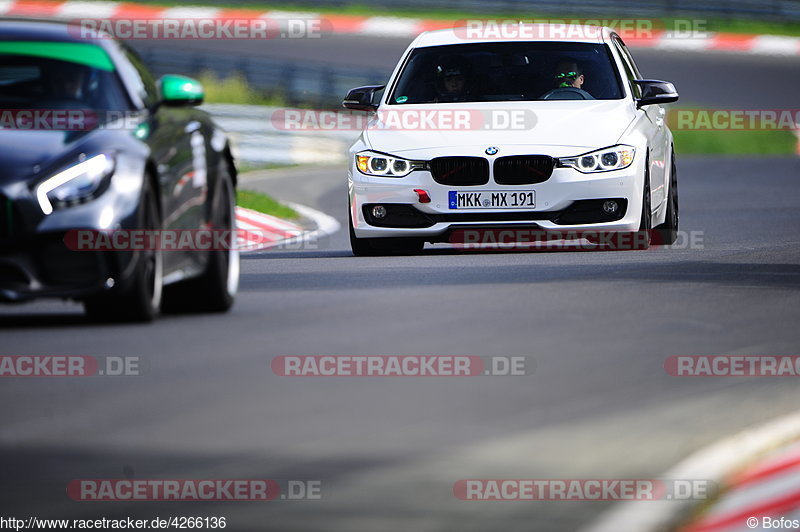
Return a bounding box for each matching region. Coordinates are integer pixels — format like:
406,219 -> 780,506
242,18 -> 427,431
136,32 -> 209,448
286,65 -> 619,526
236,189 -> 299,219
705,19 -> 800,38
129,0 -> 800,37
237,161 -> 298,173
669,106 -> 798,155
197,71 -> 323,107
197,71 -> 287,106
673,129 -> 797,155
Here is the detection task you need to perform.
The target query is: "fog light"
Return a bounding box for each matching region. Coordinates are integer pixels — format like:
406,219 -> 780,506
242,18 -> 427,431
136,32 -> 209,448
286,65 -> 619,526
372,205 -> 388,219
602,200 -> 619,214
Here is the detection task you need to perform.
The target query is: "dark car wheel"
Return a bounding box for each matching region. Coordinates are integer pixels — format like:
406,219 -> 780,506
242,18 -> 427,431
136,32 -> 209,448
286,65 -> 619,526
349,210 -> 379,257
654,151 -> 679,245
83,176 -> 163,322
162,161 -> 238,313
349,210 -> 424,256
634,165 -> 652,250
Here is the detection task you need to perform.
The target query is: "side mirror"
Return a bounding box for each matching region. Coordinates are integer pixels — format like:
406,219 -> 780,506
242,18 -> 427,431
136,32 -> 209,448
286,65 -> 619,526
634,79 -> 679,108
343,85 -> 385,112
158,74 -> 204,106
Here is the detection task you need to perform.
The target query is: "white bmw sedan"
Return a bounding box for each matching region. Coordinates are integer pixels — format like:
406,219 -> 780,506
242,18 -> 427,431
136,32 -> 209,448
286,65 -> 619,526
344,24 -> 679,255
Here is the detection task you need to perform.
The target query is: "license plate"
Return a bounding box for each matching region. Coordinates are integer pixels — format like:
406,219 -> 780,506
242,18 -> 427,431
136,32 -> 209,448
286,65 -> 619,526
448,190 -> 535,209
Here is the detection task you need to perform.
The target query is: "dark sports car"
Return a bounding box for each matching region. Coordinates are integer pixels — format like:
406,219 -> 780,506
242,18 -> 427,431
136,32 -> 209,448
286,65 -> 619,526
0,19 -> 239,321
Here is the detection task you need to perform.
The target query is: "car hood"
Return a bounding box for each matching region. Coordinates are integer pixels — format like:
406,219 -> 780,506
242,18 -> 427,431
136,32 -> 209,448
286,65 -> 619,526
0,111 -> 146,187
0,129 -> 93,185
363,100 -> 636,156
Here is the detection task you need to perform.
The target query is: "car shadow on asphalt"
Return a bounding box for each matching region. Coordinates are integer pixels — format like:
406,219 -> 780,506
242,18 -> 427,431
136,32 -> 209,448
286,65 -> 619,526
0,443 -> 411,531
239,260 -> 800,293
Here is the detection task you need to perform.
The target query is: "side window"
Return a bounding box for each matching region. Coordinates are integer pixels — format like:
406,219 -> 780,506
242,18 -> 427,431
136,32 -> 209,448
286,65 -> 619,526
611,36 -> 642,99
120,45 -> 158,108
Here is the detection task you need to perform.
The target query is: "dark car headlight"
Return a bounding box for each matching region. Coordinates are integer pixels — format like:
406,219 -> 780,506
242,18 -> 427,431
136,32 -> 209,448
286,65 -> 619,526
36,154 -> 115,215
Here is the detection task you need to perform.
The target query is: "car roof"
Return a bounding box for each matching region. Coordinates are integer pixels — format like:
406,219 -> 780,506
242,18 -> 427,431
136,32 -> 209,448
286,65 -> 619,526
410,23 -> 613,48
0,18 -> 110,46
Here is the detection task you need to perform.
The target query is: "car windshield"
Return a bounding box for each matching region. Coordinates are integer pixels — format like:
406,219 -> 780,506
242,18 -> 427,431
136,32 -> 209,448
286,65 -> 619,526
0,41 -> 131,111
389,41 -> 624,104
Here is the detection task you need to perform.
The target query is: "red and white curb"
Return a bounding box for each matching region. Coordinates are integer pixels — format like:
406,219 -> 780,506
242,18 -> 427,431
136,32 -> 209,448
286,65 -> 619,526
679,441 -> 800,532
582,410 -> 800,532
2,0 -> 799,57
235,203 -> 339,253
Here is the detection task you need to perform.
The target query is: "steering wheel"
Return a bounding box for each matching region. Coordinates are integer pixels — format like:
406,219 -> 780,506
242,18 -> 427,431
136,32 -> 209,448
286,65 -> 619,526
540,87 -> 595,100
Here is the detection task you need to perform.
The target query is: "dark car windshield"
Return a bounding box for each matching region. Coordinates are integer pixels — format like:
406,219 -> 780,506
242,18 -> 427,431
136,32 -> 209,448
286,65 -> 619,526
389,42 -> 624,104
0,42 -> 131,111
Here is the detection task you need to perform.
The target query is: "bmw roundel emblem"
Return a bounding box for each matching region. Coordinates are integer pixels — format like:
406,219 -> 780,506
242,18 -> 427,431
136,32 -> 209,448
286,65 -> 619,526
485,146 -> 499,156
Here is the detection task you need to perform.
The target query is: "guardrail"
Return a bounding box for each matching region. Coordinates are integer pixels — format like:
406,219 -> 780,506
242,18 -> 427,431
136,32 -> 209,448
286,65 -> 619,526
201,104 -> 355,165
136,47 -> 388,108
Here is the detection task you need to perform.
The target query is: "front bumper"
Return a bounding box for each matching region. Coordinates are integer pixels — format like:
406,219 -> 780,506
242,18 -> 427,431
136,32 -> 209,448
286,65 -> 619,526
0,233 -> 134,302
0,171 -> 144,302
349,161 -> 644,240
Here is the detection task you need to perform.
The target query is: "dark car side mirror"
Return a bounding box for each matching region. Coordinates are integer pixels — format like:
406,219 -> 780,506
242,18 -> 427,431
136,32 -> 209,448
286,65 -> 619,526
158,74 -> 204,107
634,80 -> 679,108
342,85 -> 385,112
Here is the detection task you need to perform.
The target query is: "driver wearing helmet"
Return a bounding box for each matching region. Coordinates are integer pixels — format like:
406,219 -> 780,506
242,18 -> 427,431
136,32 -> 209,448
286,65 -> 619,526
548,59 -> 594,100
435,61 -> 471,102
45,62 -> 87,102
554,60 -> 585,89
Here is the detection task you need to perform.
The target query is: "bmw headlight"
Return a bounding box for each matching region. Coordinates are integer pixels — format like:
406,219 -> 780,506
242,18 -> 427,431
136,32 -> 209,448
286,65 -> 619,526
558,145 -> 635,174
355,151 -> 425,177
36,153 -> 115,215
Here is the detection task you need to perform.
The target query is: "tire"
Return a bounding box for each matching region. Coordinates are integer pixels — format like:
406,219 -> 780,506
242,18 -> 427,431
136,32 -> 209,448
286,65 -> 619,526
348,210 -> 424,256
162,161 -> 239,313
653,151 -> 679,245
349,210 -> 381,256
381,238 -> 425,255
84,176 -> 163,322
633,164 -> 652,250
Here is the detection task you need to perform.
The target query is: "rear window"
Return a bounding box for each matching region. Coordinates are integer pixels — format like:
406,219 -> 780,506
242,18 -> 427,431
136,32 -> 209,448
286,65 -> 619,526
389,42 -> 624,104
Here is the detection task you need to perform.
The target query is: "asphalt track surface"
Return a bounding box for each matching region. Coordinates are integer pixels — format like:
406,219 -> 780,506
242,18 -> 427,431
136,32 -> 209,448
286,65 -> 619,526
1,34 -> 800,532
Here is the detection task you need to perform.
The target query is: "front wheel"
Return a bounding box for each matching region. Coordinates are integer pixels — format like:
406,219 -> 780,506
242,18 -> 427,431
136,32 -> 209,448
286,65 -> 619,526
84,176 -> 163,322
633,166 -> 652,250
349,210 -> 423,256
653,151 -> 679,245
162,161 -> 238,313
